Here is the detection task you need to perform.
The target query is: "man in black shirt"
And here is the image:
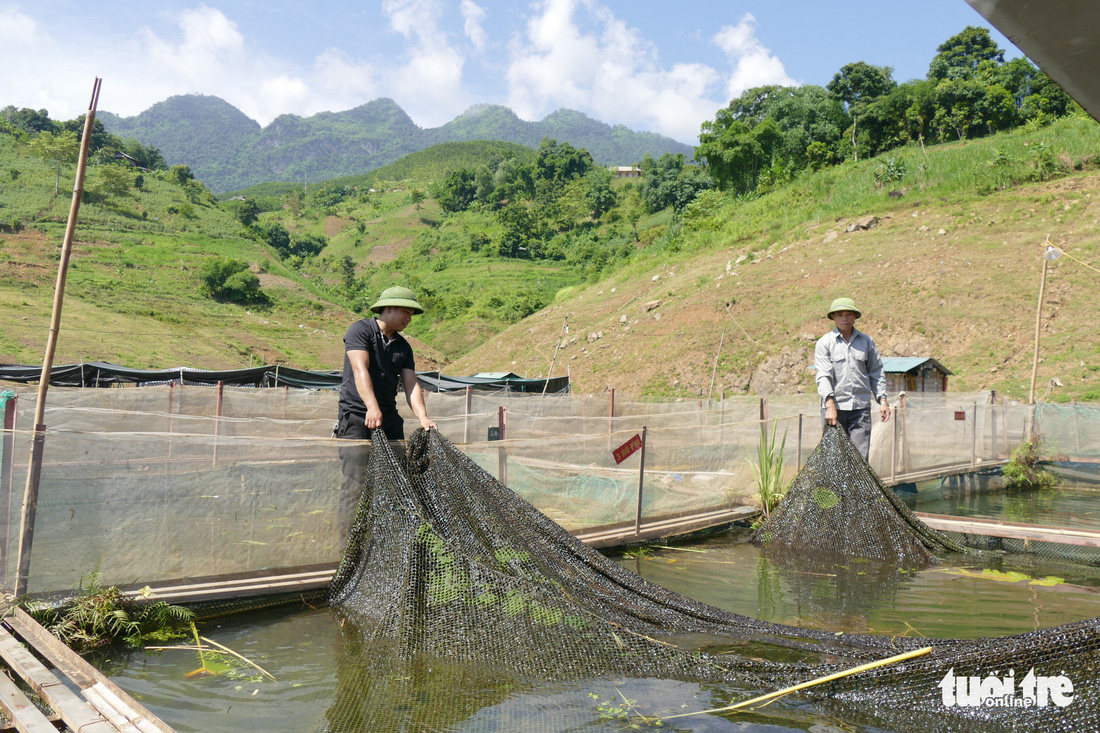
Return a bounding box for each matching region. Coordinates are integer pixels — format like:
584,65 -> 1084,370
336,286 -> 436,441
335,286 -> 436,544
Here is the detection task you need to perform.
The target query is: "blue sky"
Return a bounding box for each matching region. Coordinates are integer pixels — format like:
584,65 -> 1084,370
1,1 -> 1020,144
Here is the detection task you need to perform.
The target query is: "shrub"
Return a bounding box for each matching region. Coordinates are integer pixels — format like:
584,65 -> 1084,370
200,257 -> 265,304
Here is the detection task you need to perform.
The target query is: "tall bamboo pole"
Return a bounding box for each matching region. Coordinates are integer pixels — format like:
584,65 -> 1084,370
1028,256 -> 1049,409
15,78 -> 102,597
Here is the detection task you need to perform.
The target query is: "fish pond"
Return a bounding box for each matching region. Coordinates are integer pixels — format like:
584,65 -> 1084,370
101,487 -> 1100,732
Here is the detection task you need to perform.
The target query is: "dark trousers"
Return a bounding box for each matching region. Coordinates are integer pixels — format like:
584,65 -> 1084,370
821,406 -> 872,461
334,411 -> 403,547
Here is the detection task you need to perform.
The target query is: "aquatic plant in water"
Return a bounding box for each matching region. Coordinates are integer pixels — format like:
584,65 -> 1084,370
25,566 -> 194,653
1003,436 -> 1057,490
747,419 -> 789,518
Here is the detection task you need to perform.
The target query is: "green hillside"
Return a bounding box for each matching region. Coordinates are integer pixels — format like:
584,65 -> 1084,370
2,104 -> 1099,402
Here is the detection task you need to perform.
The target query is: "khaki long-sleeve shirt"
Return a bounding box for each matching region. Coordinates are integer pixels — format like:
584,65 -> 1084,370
814,327 -> 887,410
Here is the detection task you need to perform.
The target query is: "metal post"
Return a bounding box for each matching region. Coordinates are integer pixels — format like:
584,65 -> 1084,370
609,388 -> 615,434
970,402 -> 977,468
463,385 -> 472,443
890,403 -> 898,483
759,398 -> 768,447
990,390 -> 999,460
608,388 -> 615,451
167,383 -> 175,461
212,381 -> 224,467
796,413 -> 803,470
497,406 -> 507,485
633,426 -> 648,536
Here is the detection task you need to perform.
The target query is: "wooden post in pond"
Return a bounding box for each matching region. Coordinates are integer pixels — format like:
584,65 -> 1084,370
634,426 -> 648,536
16,78 -> 102,598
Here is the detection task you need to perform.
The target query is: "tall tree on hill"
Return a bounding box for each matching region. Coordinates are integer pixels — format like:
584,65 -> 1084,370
1,106 -> 56,135
29,130 -> 79,197
929,26 -> 1005,81
827,62 -> 896,161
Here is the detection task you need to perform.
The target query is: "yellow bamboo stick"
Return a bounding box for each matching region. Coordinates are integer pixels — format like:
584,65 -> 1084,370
662,646 -> 933,720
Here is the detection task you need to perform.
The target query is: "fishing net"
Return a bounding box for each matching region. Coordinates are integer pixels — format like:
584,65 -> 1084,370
326,428 -> 1099,732
753,425 -> 973,567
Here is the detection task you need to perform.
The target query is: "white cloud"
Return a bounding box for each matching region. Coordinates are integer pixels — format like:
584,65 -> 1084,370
713,14 -> 797,99
460,0 -> 487,53
139,5 -> 247,83
505,0 -> 728,143
310,49 -> 379,114
379,0 -> 471,127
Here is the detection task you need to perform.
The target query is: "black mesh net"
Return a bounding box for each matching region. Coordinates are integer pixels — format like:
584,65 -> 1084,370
753,425 -> 974,567
325,428 -> 1099,732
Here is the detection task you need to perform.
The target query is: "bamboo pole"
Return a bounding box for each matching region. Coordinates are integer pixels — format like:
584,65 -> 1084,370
540,317 -> 568,399
663,646 -> 933,720
1028,256 -> 1049,411
1,393 -> 16,590
15,78 -> 101,597
707,328 -> 725,404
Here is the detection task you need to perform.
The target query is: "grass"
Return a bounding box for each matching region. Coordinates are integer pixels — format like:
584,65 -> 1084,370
3,116 -> 1100,401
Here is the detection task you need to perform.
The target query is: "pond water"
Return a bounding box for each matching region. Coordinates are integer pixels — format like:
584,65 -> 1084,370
909,483 -> 1100,531
103,489 -> 1100,733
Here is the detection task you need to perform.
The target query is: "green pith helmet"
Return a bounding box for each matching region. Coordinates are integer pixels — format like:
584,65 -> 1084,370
826,297 -> 862,319
370,286 -> 424,315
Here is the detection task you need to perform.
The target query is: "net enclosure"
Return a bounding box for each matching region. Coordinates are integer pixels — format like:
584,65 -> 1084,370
753,425 -> 973,567
326,428 -> 1099,733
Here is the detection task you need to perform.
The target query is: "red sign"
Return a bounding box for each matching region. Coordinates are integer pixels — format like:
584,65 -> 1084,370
613,433 -> 644,464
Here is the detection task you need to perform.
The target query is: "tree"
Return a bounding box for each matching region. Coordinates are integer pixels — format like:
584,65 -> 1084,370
89,164 -> 132,206
434,169 -> 477,213
200,258 -> 264,303
496,202 -> 538,257
169,165 -> 194,187
695,118 -> 772,194
583,166 -> 616,219
929,26 -> 1005,81
409,188 -> 426,216
827,62 -> 896,160
235,198 -> 260,227
1,106 -> 56,134
29,130 -> 79,197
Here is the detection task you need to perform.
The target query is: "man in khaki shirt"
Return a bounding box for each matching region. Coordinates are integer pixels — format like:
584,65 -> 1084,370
814,297 -> 890,460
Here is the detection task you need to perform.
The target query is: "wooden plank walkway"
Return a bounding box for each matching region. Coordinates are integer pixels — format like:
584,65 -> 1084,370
916,512 -> 1100,548
0,608 -> 173,733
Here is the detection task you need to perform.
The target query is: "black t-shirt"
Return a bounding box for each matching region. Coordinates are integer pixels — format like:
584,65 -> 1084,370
338,317 -> 415,418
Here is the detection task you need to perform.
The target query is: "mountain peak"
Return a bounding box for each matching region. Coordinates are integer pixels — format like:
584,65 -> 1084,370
100,95 -> 692,191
